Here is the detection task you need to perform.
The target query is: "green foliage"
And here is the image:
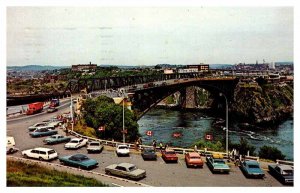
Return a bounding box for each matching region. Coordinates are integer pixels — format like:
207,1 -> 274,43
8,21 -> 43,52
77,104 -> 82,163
258,145 -> 286,161
82,95 -> 140,142
193,139 -> 224,152
230,137 -> 256,156
7,159 -> 108,187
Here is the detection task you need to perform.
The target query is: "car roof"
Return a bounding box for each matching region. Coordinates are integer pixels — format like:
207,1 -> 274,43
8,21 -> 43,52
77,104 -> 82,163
277,164 -> 293,170
245,160 -> 259,164
89,141 -> 100,144
71,154 -> 89,159
33,147 -> 55,151
188,152 -> 200,157
71,138 -> 81,140
51,134 -> 62,137
118,163 -> 135,168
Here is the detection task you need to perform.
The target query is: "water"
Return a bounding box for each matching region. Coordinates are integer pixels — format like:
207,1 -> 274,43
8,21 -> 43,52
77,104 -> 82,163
138,108 -> 293,160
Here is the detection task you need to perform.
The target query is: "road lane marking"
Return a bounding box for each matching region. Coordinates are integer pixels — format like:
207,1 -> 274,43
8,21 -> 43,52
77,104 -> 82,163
178,160 -> 183,166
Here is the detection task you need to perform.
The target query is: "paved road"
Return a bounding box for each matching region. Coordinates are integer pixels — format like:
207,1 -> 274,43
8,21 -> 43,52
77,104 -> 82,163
7,107 -> 287,187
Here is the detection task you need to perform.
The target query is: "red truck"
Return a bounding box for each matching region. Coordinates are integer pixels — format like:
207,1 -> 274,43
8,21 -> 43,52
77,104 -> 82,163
26,102 -> 44,115
49,99 -> 60,107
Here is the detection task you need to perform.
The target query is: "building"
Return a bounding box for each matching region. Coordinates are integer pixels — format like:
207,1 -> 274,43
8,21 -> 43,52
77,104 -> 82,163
163,69 -> 174,74
178,63 -> 209,73
72,62 -> 97,72
187,64 -> 209,72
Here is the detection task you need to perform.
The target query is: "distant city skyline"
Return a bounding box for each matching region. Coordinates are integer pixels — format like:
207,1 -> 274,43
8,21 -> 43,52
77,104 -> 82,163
7,7 -> 293,66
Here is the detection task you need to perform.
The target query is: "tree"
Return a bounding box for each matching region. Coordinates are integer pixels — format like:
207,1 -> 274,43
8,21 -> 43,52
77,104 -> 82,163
258,145 -> 285,161
82,95 -> 140,142
230,137 -> 256,156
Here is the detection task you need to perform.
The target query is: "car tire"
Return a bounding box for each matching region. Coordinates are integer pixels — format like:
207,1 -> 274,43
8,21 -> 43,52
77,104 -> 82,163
23,154 -> 28,158
106,171 -> 111,175
39,157 -> 44,161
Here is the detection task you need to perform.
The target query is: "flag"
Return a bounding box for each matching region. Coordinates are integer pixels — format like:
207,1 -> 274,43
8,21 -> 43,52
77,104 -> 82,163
205,133 -> 213,141
98,126 -> 105,132
146,130 -> 153,136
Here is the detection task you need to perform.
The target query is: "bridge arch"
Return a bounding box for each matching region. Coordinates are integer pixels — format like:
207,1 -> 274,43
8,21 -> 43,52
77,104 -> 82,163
131,78 -> 239,119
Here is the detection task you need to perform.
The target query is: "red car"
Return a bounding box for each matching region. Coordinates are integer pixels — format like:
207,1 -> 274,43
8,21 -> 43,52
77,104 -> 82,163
161,150 -> 178,163
185,152 -> 204,168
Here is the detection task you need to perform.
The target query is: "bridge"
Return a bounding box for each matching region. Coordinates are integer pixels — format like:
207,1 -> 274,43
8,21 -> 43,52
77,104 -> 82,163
78,75 -> 239,119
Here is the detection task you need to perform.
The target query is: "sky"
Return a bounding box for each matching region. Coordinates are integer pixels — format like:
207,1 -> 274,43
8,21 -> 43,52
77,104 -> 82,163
6,7 -> 293,66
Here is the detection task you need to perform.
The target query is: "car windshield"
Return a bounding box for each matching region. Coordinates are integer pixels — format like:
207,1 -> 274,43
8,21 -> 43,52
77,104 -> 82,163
70,140 -> 78,143
248,164 -> 259,169
90,143 -> 99,146
214,159 -> 225,164
282,169 -> 293,176
50,136 -> 57,139
128,166 -> 137,171
48,150 -> 56,154
119,146 -> 128,149
145,149 -> 155,153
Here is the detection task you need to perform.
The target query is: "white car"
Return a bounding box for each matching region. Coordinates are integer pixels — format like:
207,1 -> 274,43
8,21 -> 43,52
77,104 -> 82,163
22,147 -> 58,161
64,138 -> 88,149
116,144 -> 130,156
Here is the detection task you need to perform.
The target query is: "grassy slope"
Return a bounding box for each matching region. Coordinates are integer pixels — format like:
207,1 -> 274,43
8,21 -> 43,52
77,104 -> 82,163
7,159 -> 108,187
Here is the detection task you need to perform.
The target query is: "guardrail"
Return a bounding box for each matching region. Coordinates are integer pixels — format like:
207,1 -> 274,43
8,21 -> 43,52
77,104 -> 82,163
68,130 -> 228,157
67,129 -> 293,165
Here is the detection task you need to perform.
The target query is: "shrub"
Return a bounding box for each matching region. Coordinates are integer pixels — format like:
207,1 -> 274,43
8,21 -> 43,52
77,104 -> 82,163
258,145 -> 285,161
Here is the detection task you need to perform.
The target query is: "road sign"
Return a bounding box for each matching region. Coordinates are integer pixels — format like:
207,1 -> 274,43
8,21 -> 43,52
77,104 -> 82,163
98,126 -> 105,132
146,130 -> 153,136
205,133 -> 213,141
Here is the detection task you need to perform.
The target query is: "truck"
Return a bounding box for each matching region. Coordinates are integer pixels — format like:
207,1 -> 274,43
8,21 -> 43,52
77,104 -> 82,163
26,102 -> 44,115
49,98 -> 60,107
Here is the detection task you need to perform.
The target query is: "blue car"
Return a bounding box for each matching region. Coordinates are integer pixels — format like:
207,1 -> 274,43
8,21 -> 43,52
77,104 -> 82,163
29,127 -> 58,138
240,160 -> 265,178
59,154 -> 98,170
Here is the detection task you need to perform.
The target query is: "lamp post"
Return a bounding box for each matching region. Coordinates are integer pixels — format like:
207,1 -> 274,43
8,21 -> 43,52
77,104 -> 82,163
220,93 -> 228,160
70,95 -> 74,132
122,90 -> 126,143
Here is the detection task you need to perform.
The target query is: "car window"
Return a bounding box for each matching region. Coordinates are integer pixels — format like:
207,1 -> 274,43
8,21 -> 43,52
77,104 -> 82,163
70,140 -> 78,143
31,150 -> 38,154
116,166 -> 126,171
128,166 -> 137,171
39,151 -> 46,155
51,136 -> 56,139
48,150 -> 56,155
118,146 -> 128,149
90,142 -> 99,146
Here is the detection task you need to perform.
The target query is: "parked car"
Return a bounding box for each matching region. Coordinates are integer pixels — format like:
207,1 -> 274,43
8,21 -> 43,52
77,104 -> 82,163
206,154 -> 230,174
29,127 -> 58,138
42,119 -> 62,127
28,122 -> 53,131
239,160 -> 265,178
268,164 -> 294,185
116,144 -> 130,156
22,147 -> 58,161
105,163 -> 146,180
141,148 -> 157,160
6,136 -> 18,154
59,154 -> 98,170
64,138 -> 88,149
87,141 -> 104,153
185,152 -> 204,168
43,134 -> 71,145
161,150 -> 178,163
47,107 -> 58,113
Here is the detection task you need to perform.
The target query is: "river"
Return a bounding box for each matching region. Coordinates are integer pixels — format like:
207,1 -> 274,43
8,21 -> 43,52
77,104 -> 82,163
138,108 -> 293,160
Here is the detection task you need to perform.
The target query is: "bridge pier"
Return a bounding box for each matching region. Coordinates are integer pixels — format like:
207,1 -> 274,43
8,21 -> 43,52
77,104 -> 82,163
179,86 -> 197,109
